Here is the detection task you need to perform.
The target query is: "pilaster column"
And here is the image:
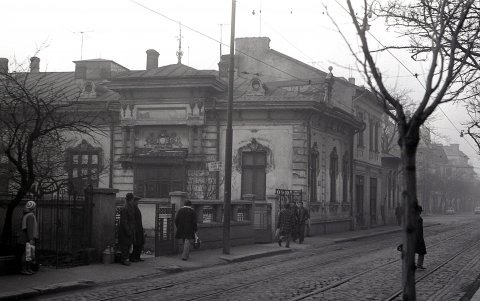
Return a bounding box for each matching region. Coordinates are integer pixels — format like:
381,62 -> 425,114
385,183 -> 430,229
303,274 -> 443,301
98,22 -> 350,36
129,126 -> 135,155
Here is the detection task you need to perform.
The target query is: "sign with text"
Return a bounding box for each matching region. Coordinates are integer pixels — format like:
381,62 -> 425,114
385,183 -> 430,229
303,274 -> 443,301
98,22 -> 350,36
207,161 -> 224,172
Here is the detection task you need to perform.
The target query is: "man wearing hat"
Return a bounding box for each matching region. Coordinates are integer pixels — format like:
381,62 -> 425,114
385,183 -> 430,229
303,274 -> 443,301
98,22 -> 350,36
19,201 -> 38,275
130,193 -> 144,262
119,193 -> 143,265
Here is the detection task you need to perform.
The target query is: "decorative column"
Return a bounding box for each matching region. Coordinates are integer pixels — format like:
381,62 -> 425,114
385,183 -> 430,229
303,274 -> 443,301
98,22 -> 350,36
89,188 -> 119,261
243,194 -> 255,223
122,126 -> 129,155
169,191 -> 187,209
129,126 -> 135,155
267,194 -> 279,234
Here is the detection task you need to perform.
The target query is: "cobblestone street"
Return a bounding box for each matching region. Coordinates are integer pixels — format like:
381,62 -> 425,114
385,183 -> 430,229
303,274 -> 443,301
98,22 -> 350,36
36,214 -> 480,301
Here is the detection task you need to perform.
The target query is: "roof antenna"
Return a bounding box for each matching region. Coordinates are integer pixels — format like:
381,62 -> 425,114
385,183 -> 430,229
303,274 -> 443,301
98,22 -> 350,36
219,23 -> 229,59
176,22 -> 184,64
73,30 -> 94,60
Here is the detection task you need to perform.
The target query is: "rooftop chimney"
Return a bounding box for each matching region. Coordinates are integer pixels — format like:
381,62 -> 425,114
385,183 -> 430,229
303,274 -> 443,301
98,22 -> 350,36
146,49 -> 159,70
30,57 -> 40,73
0,58 -> 8,74
348,77 -> 355,85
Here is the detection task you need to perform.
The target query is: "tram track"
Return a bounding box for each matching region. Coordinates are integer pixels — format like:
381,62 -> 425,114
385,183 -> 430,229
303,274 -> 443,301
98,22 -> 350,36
289,235 -> 480,301
45,221 -> 476,301
118,223 -> 476,301
188,225 -> 478,301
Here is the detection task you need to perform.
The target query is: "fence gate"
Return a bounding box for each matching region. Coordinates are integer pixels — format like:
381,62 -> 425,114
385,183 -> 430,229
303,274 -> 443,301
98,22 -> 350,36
155,203 -> 176,256
36,189 -> 93,268
254,203 -> 272,243
275,189 -> 303,210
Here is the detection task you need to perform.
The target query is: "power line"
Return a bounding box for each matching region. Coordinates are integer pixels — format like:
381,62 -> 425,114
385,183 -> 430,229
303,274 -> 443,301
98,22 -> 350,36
128,0 -> 314,84
331,0 -> 479,155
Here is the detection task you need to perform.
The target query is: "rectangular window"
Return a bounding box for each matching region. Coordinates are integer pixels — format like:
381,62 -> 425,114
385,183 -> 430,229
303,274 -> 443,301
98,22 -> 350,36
309,152 -> 318,202
357,112 -> 364,147
369,120 -> 374,151
370,177 -> 377,224
134,165 -> 185,198
67,150 -> 101,195
241,152 -> 266,200
374,123 -> 379,152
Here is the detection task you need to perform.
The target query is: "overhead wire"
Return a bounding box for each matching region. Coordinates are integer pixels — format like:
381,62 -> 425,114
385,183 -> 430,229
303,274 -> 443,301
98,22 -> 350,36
127,0 -> 357,113
128,0 -> 314,85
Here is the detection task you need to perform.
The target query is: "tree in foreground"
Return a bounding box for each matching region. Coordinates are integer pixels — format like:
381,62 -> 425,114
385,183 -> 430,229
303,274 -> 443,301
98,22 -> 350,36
330,0 -> 480,299
0,63 -> 103,252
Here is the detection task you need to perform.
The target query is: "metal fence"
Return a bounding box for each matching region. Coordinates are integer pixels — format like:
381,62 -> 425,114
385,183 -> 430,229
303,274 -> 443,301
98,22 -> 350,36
155,203 -> 176,256
275,189 -> 303,209
1,189 -> 93,268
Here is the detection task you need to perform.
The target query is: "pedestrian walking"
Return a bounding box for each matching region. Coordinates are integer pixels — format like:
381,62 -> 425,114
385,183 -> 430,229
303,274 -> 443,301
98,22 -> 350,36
395,203 -> 403,226
277,203 -> 296,248
296,201 -> 310,244
175,200 -> 197,261
118,193 -> 138,266
380,203 -> 386,225
291,202 -> 299,242
18,201 -> 38,275
129,193 -> 144,262
415,204 -> 427,270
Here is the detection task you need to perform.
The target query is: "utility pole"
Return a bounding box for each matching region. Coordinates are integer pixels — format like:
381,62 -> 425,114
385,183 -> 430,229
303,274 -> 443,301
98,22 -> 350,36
223,0 -> 236,255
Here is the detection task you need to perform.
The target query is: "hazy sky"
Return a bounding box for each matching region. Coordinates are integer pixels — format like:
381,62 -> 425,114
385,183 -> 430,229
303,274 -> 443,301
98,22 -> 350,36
2,0 -> 479,170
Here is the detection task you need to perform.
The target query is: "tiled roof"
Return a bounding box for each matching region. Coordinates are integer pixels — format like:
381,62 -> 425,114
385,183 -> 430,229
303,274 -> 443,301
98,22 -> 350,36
7,72 -> 120,103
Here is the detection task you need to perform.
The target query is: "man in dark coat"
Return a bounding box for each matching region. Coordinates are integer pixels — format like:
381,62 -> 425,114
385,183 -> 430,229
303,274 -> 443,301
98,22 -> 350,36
297,201 -> 310,244
175,200 -> 197,261
118,193 -> 137,265
291,202 -> 300,242
129,194 -> 144,262
277,203 -> 295,248
395,203 -> 403,226
415,205 -> 427,269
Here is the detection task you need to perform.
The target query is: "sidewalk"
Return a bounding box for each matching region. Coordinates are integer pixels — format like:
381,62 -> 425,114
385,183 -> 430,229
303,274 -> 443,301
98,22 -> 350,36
0,222 -> 424,300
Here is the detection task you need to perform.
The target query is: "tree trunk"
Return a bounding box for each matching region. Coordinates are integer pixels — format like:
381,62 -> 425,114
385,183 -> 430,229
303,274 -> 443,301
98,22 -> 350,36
400,132 -> 420,301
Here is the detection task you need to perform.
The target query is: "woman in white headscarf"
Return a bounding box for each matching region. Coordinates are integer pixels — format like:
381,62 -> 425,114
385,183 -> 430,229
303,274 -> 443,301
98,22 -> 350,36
19,201 -> 38,275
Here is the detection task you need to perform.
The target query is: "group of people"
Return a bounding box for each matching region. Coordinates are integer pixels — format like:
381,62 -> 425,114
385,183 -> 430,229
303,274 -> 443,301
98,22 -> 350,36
276,201 -> 310,248
118,194 -> 198,264
16,193 -> 426,272
118,193 -> 145,265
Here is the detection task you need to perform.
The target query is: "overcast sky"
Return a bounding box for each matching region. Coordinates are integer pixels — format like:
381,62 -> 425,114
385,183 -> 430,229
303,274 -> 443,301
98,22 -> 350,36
2,0 -> 479,170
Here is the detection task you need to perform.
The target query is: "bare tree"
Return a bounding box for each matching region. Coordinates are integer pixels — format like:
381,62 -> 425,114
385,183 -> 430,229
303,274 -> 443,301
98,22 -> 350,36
0,67 -> 103,251
328,1 -> 480,299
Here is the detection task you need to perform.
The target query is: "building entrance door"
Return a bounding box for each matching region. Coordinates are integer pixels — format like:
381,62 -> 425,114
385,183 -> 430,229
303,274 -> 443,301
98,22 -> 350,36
134,164 -> 185,198
355,175 -> 364,227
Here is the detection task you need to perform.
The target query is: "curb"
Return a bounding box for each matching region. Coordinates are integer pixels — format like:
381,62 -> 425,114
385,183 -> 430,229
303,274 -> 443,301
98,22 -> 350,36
0,280 -> 95,301
333,228 -> 402,243
219,248 -> 292,263
333,223 -> 441,244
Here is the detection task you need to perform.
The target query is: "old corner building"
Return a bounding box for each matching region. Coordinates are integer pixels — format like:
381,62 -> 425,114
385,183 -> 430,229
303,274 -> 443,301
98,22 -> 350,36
1,37 -> 388,241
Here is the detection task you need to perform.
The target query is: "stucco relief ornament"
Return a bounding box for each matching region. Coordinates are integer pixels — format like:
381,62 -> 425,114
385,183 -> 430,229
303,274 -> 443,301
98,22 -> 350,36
145,130 -> 182,151
234,138 -> 274,173
324,66 -> 335,103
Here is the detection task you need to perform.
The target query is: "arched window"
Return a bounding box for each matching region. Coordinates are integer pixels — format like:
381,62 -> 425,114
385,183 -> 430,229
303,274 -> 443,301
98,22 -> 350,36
342,152 -> 349,203
330,147 -> 338,202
